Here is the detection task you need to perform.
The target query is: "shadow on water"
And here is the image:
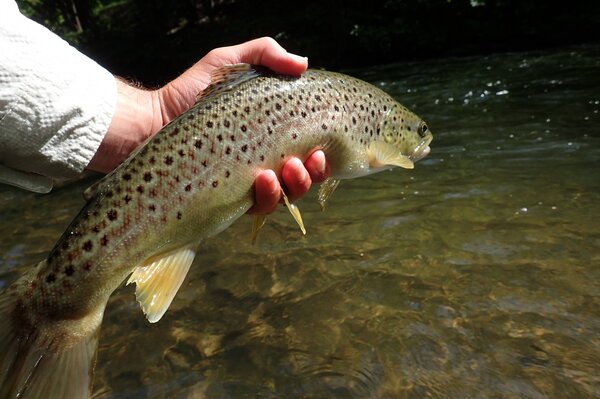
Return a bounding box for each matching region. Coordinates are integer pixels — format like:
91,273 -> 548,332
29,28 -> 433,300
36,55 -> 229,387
1,45 -> 599,398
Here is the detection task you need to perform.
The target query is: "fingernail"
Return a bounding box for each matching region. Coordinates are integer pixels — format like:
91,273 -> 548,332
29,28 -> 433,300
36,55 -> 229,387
288,52 -> 308,63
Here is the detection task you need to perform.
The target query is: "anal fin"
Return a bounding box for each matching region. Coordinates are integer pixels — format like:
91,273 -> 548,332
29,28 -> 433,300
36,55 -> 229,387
281,189 -> 306,235
317,178 -> 341,211
127,246 -> 196,323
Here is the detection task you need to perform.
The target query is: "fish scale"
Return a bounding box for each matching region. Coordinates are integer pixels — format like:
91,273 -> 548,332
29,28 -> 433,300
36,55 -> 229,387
0,64 -> 432,398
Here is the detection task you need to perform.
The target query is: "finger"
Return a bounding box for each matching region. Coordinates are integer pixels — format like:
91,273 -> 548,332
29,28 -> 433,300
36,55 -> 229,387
303,150 -> 329,183
247,169 -> 281,215
281,157 -> 312,202
233,37 -> 308,76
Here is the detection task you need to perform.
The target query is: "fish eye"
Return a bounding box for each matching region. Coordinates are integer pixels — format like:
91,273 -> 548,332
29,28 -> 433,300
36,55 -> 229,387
418,123 -> 429,136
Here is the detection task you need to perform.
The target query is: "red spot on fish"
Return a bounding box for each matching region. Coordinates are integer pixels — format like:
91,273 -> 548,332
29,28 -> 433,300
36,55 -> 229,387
100,235 -> 109,246
83,261 -> 93,271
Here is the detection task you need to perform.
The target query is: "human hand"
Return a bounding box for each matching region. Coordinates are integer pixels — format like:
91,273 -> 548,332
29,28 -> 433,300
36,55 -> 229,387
158,37 -> 328,215
88,37 -> 328,215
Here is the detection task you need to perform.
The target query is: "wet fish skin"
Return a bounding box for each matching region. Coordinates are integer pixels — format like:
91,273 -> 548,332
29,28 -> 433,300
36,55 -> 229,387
0,64 -> 432,398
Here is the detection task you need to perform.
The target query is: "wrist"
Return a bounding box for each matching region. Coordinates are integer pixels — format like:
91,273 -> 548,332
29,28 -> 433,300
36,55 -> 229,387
88,79 -> 160,173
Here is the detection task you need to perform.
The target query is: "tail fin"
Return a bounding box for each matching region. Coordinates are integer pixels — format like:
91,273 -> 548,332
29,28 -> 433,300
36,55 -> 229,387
0,286 -> 101,399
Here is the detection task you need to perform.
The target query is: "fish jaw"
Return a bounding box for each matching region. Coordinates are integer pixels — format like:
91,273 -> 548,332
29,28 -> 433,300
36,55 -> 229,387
409,132 -> 433,162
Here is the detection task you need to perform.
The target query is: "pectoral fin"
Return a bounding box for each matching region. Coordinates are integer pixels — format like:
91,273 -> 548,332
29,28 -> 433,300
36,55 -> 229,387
251,215 -> 267,244
281,189 -> 306,235
368,141 -> 414,169
317,178 -> 341,211
127,246 -> 196,323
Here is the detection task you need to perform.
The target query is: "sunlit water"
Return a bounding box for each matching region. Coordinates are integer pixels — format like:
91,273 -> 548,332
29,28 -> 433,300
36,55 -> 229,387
1,46 -> 599,398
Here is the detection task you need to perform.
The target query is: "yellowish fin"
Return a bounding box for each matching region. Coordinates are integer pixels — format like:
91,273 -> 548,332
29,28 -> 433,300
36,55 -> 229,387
368,141 -> 414,169
251,214 -> 267,244
127,246 -> 196,323
317,178 -> 341,211
0,279 -> 102,399
281,189 -> 306,235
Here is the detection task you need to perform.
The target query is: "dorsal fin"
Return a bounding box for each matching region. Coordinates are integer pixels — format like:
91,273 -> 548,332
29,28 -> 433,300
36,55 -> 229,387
195,64 -> 263,104
82,178 -> 102,201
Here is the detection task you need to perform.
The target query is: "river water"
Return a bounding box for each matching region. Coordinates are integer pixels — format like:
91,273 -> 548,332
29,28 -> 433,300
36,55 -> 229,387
1,45 -> 599,398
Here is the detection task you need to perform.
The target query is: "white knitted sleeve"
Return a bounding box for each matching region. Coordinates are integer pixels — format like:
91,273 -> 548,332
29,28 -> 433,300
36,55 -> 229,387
0,1 -> 117,193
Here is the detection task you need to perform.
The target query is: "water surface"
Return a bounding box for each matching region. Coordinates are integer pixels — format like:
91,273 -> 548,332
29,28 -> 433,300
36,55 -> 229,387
1,45 -> 599,398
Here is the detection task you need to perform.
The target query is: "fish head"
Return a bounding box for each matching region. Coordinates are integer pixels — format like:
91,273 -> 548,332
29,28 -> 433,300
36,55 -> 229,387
381,104 -> 433,163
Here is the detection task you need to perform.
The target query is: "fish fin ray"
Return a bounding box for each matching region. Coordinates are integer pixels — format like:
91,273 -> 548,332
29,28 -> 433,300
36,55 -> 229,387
317,178 -> 341,211
82,179 -> 102,201
367,141 -> 414,169
251,215 -> 267,244
195,64 -> 262,104
281,189 -> 306,235
127,246 -> 196,323
0,284 -> 101,399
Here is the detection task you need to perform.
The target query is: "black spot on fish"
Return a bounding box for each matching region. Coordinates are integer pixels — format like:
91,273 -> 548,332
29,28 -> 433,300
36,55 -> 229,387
178,149 -> 185,157
46,273 -> 56,283
241,125 -> 247,132
137,185 -> 144,194
65,265 -> 74,276
185,184 -> 192,192
177,211 -> 182,220
107,209 -> 118,221
224,120 -> 230,128
195,140 -> 203,149
123,173 -> 132,181
322,124 -> 327,130
241,145 -> 248,152
82,240 -> 93,252
143,172 -> 152,182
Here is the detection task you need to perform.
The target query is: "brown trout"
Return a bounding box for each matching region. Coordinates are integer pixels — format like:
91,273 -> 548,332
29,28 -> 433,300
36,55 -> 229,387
0,64 -> 432,398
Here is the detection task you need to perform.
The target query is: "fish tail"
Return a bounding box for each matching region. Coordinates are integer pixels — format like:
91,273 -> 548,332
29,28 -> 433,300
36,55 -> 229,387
0,274 -> 102,399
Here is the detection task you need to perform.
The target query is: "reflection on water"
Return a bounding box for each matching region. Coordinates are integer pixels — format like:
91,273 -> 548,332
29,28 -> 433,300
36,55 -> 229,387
1,46 -> 599,398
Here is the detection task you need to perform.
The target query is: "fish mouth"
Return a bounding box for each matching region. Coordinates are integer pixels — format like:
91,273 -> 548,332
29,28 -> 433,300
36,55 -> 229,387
409,133 -> 433,162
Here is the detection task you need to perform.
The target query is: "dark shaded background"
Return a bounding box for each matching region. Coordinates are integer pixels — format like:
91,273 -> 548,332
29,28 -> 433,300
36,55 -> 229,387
16,0 -> 600,86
